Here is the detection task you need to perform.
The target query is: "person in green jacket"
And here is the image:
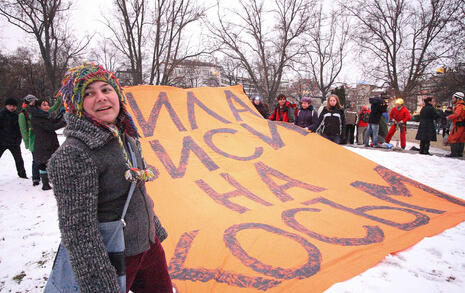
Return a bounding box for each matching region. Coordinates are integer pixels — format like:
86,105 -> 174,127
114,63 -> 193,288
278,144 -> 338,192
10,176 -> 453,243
18,94 -> 40,186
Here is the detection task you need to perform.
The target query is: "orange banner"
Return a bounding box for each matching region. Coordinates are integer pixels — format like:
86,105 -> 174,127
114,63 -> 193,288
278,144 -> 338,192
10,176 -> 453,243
125,85 -> 465,293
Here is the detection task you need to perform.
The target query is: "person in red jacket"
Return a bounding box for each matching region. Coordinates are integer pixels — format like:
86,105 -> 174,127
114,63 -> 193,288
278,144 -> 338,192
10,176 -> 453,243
268,94 -> 295,123
356,105 -> 370,145
446,92 -> 465,157
385,98 -> 411,149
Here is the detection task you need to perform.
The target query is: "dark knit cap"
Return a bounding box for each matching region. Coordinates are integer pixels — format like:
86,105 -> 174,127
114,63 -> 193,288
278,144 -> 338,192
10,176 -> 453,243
424,97 -> 433,103
5,98 -> 18,106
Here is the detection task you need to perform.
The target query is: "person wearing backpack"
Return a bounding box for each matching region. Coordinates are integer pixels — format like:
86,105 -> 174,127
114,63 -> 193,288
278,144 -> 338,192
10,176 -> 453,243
294,96 -> 318,131
356,105 -> 370,145
316,94 -> 345,143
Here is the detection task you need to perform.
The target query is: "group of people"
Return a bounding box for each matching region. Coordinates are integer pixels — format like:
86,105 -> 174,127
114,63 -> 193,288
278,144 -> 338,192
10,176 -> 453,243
0,94 -> 64,189
251,91 -> 465,158
1,61 -> 464,292
253,93 -> 389,146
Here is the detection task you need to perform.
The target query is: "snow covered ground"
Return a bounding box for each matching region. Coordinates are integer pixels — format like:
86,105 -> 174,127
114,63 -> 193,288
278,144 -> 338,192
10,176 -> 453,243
1,138 -> 464,293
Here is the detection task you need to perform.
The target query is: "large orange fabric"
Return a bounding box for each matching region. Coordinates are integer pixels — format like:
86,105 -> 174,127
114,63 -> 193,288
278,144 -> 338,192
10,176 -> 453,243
124,85 -> 465,293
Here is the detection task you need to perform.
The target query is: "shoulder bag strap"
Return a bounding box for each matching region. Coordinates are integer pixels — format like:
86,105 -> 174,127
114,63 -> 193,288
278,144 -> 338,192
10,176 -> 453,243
120,140 -> 138,222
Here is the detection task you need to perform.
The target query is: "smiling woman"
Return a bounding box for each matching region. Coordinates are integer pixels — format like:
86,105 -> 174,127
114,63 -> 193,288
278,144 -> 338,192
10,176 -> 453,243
45,63 -> 172,293
83,81 -> 121,124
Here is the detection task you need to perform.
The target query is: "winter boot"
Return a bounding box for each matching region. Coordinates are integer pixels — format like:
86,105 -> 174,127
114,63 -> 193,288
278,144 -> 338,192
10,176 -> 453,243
33,179 -> 40,186
40,171 -> 52,191
446,143 -> 459,157
419,141 -> 425,154
458,143 -> 464,157
424,142 -> 432,155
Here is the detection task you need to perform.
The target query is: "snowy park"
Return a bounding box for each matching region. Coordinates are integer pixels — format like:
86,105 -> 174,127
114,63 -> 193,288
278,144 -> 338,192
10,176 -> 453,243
1,136 -> 465,293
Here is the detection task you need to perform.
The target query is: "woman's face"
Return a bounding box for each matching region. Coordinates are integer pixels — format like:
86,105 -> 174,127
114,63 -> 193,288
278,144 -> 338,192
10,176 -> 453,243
40,101 -> 50,112
83,81 -> 120,124
301,101 -> 309,109
328,97 -> 337,107
278,98 -> 286,106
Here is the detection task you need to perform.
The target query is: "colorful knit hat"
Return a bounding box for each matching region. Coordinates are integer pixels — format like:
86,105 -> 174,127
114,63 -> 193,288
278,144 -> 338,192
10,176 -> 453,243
56,62 -> 139,138
56,63 -> 154,183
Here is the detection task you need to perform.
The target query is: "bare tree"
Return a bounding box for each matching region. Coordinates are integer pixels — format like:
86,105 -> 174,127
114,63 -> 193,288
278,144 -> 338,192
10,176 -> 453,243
150,0 -> 208,85
447,0 -> 465,63
342,0 -> 462,104
106,0 -> 147,85
88,38 -> 121,74
431,65 -> 465,104
0,48 -> 55,103
106,0 -> 207,85
0,0 -> 90,91
218,57 -> 243,86
207,0 -> 314,105
304,4 -> 349,101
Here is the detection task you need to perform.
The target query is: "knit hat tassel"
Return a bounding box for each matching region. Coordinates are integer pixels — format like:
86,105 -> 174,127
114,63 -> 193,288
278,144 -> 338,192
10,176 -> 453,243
125,168 -> 156,183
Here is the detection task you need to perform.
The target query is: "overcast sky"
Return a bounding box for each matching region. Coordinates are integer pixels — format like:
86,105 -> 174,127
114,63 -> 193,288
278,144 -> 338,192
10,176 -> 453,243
0,0 -> 363,84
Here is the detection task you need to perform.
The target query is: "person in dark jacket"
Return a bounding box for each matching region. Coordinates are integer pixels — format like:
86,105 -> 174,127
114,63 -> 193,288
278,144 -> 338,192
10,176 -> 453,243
0,98 -> 27,178
364,96 -> 387,147
316,94 -> 345,143
48,63 -> 172,292
295,96 -> 318,131
30,98 -> 66,190
268,94 -> 295,123
252,96 -> 269,118
415,97 -> 440,155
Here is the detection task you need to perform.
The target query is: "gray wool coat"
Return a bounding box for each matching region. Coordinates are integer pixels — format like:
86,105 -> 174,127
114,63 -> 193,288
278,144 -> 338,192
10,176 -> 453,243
48,113 -> 167,293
